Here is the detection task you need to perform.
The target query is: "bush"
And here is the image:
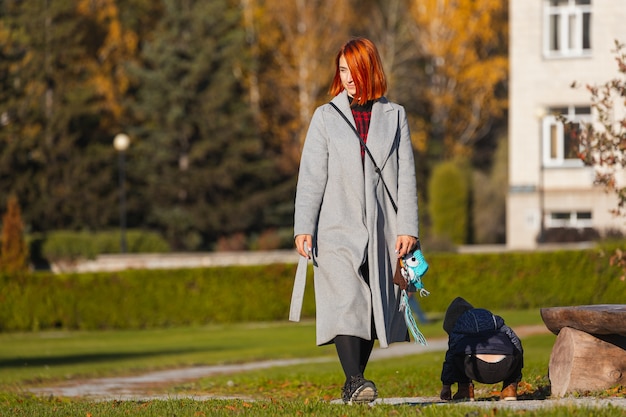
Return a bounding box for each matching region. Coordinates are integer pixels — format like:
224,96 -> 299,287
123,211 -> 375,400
41,230 -> 170,263
428,159 -> 470,244
248,228 -> 295,250
541,227 -> 600,243
472,135 -> 508,244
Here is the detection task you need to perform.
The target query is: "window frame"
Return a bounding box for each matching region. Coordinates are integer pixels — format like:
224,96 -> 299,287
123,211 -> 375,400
545,210 -> 593,228
542,105 -> 590,167
543,0 -> 592,58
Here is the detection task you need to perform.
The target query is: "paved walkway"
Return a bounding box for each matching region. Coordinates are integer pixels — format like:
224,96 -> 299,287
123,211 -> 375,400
27,339 -> 451,399
26,325 -> 626,410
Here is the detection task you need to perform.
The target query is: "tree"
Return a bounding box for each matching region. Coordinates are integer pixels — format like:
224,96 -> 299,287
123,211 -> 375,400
249,0 -> 353,170
572,40 -> 626,279
0,0 -> 512,250
75,0 -> 139,131
352,0 -> 422,110
407,0 -> 508,160
0,196 -> 29,274
130,0 -> 292,250
0,0 -> 142,232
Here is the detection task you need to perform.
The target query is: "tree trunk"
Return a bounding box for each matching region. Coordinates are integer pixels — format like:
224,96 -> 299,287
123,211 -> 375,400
549,327 -> 626,397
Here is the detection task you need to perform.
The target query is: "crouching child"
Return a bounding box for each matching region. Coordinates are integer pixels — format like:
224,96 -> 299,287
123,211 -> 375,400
440,297 -> 524,401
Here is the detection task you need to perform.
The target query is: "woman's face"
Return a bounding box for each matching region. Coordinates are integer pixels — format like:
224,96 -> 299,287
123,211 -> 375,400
339,55 -> 356,97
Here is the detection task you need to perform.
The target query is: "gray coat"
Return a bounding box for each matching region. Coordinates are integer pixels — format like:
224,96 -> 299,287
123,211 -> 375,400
290,91 -> 419,348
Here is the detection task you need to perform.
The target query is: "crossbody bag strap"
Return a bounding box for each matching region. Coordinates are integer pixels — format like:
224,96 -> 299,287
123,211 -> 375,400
328,101 -> 398,213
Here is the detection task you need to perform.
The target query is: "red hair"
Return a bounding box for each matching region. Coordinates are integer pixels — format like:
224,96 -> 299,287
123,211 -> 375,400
329,37 -> 387,105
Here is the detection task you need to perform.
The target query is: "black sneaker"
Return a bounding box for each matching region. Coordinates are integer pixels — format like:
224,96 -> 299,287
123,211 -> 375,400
341,375 -> 378,404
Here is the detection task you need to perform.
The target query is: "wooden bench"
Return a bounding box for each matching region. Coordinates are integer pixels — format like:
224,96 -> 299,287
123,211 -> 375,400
540,304 -> 626,397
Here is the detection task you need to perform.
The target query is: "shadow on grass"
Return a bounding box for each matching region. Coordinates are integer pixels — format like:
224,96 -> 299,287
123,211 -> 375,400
477,385 -> 551,402
521,385 -> 551,400
0,346 -> 211,368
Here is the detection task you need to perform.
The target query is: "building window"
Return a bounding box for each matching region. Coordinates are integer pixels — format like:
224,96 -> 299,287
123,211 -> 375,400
542,106 -> 590,167
546,211 -> 592,228
544,0 -> 592,58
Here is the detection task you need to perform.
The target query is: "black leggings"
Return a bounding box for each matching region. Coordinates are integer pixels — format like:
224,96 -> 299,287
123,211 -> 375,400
334,262 -> 376,380
334,335 -> 375,379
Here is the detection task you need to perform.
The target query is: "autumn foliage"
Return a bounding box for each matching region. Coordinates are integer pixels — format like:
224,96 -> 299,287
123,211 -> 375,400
0,196 -> 29,274
0,0 -> 509,250
408,0 -> 508,158
573,40 -> 626,279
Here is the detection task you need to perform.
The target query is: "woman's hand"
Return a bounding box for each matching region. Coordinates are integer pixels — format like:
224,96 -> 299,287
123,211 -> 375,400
395,235 -> 417,258
295,234 -> 313,259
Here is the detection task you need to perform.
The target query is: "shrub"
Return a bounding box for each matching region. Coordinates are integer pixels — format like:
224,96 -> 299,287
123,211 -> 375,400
92,230 -> 171,253
215,232 -> 248,251
42,231 -> 99,263
542,227 -> 600,243
472,135 -> 507,244
428,159 -> 470,244
41,230 -> 170,264
0,196 -> 29,274
249,228 -> 295,250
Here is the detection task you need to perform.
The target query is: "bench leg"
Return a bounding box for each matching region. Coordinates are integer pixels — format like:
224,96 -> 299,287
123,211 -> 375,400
549,326 -> 626,397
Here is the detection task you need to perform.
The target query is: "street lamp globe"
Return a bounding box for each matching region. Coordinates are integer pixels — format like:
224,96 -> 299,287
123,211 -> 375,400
113,133 -> 130,152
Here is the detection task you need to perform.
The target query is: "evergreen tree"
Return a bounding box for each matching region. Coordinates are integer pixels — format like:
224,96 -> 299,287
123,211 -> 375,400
130,0 -> 288,250
0,195 -> 29,274
0,0 -> 513,250
0,1 -> 122,231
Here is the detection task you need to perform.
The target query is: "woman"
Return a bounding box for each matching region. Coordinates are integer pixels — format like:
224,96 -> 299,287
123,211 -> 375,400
289,37 -> 420,404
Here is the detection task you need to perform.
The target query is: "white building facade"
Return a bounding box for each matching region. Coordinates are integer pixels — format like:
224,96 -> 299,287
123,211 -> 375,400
507,0 -> 626,249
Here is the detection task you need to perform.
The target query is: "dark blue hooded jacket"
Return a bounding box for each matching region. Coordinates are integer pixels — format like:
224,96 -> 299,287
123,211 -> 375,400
441,308 -> 524,385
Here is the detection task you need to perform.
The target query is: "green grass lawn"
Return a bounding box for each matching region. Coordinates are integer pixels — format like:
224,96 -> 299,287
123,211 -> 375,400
1,310 -> 624,416
166,333 -> 555,400
0,309 -> 542,388
0,320 -> 339,388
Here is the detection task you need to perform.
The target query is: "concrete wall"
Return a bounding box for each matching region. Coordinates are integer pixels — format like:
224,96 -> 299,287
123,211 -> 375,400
51,250 -> 300,273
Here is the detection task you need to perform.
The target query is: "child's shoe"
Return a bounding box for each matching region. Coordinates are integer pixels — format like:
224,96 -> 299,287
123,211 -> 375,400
500,383 -> 518,401
452,382 -> 475,401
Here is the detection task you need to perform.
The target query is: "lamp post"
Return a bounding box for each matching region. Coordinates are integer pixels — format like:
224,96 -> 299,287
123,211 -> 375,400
535,107 -> 547,243
113,133 -> 130,253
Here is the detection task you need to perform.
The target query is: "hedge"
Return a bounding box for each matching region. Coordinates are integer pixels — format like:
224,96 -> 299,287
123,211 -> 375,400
0,244 -> 624,332
39,230 -> 171,263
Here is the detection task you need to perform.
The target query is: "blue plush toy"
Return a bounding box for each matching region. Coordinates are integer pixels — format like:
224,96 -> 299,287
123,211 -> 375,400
400,249 -> 430,296
398,248 -> 430,345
